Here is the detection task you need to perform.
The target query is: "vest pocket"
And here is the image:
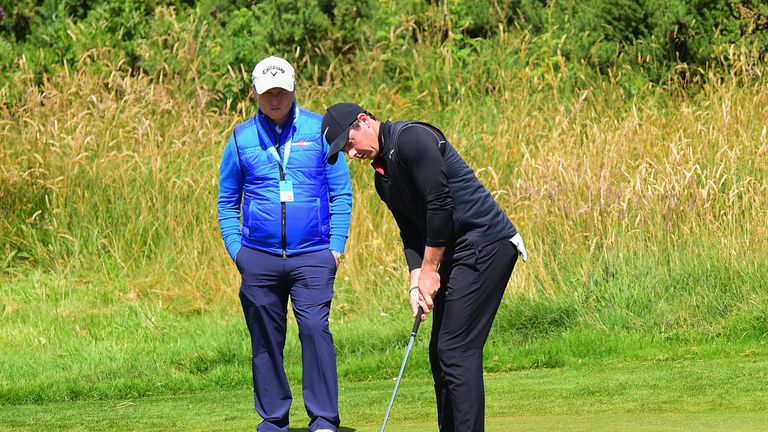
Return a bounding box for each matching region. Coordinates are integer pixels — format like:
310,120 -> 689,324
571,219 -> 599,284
244,201 -> 281,247
285,198 -> 322,246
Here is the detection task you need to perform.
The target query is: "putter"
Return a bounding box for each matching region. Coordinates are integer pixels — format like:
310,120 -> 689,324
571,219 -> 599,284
381,306 -> 424,432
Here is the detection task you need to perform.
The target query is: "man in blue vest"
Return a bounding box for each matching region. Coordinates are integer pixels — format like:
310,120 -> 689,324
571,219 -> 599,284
322,103 -> 527,432
217,56 -> 352,432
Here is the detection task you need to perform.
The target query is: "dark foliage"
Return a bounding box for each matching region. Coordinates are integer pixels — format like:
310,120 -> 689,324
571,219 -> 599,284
1,0 -> 766,107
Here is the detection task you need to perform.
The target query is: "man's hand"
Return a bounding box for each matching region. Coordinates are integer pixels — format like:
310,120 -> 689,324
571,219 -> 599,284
415,246 -> 445,313
409,287 -> 427,322
417,268 -> 440,313
331,250 -> 343,267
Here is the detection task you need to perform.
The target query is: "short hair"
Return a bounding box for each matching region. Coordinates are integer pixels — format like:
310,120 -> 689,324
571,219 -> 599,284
350,111 -> 377,129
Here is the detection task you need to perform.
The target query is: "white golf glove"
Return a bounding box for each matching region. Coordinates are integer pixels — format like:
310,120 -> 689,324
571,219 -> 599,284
510,233 -> 528,262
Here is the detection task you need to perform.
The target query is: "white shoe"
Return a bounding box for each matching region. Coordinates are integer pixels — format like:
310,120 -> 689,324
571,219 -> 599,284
315,429 -> 334,432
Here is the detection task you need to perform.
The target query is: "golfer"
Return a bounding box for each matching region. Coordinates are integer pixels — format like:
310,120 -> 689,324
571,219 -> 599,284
217,56 -> 351,432
322,103 -> 527,431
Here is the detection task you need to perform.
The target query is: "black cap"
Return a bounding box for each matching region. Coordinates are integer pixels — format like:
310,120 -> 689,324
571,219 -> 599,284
322,102 -> 367,164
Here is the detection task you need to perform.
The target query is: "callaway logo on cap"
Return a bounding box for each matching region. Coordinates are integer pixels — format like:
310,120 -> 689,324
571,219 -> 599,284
252,56 -> 295,95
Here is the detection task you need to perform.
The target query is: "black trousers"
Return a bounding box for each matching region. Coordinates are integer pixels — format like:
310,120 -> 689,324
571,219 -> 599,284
430,237 -> 518,432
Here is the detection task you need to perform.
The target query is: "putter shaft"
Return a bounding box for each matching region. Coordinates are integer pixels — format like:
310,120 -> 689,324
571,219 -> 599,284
381,307 -> 424,432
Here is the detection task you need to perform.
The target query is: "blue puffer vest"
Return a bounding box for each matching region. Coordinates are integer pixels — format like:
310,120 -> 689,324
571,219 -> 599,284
232,106 -> 333,256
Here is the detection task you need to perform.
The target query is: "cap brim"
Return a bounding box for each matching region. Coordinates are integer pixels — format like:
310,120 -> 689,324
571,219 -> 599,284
254,81 -> 295,95
326,128 -> 349,164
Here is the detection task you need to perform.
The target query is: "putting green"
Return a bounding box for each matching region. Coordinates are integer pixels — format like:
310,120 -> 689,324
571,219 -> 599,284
2,359 -> 767,431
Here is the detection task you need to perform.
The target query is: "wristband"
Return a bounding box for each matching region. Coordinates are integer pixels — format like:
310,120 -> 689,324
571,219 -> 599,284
408,287 -> 418,296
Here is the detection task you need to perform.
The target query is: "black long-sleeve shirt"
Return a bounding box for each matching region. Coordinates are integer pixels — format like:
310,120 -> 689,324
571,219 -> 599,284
373,121 -> 517,271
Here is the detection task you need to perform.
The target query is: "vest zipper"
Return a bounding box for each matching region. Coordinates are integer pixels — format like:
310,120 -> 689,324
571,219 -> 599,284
281,200 -> 287,260
278,148 -> 287,260
270,123 -> 288,260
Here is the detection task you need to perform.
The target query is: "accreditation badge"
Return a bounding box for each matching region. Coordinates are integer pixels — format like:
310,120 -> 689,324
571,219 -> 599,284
279,180 -> 294,202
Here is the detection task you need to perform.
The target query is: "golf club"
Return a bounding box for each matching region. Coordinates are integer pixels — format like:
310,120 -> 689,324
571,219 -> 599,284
380,306 -> 424,432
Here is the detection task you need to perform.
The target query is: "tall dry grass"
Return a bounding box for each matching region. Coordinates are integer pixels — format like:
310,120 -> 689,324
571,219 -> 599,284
2,23 -> 767,329
1,51 -> 239,311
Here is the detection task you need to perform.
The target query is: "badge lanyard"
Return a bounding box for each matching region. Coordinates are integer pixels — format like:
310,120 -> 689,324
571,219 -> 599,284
257,119 -> 295,202
267,142 -> 294,202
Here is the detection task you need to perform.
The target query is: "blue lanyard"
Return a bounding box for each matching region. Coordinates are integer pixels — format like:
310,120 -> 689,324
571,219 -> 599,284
256,117 -> 294,173
266,139 -> 292,172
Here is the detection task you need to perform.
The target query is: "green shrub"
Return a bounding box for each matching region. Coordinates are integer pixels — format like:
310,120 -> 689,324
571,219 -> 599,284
2,0 -> 767,107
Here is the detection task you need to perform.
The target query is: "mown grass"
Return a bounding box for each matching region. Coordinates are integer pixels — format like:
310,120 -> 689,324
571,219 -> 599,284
2,269 -> 766,406
2,355 -> 767,431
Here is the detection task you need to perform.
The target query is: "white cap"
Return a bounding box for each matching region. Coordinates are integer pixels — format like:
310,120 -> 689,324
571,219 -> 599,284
251,56 -> 295,95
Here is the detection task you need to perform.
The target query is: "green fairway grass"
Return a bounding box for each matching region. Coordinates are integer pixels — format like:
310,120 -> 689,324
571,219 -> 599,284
2,356 -> 766,431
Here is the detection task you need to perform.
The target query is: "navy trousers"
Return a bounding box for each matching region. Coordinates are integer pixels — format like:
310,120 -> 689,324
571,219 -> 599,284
236,246 -> 339,432
430,237 -> 518,432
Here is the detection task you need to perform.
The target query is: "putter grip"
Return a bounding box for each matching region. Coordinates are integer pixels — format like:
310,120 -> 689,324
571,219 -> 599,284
411,306 -> 424,336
